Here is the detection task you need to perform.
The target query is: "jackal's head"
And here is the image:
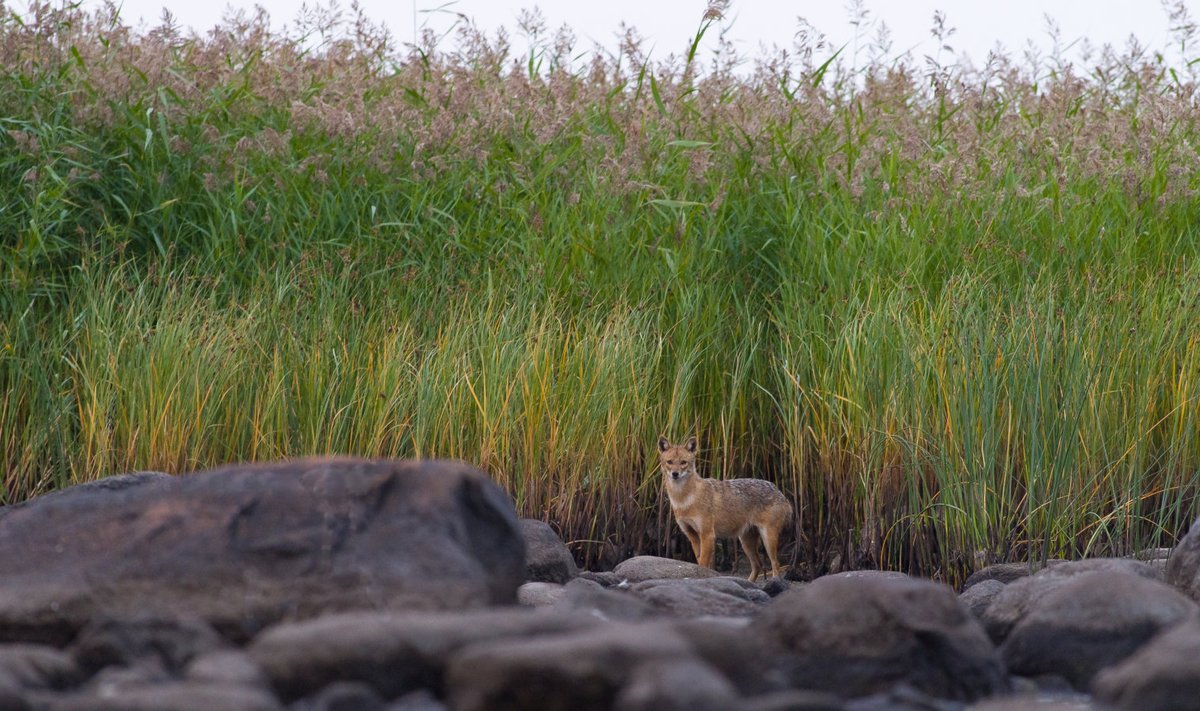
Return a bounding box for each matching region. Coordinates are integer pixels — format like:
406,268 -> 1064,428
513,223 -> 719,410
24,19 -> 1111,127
657,436 -> 697,483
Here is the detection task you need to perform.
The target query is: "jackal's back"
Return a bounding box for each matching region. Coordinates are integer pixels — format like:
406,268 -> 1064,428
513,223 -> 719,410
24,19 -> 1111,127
706,477 -> 792,535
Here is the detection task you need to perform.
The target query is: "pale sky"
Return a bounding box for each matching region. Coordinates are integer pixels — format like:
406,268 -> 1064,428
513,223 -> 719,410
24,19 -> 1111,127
58,1 -> 1200,69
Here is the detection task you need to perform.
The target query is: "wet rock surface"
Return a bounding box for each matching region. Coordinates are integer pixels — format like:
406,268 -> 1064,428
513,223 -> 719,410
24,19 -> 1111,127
0,459 -> 1198,709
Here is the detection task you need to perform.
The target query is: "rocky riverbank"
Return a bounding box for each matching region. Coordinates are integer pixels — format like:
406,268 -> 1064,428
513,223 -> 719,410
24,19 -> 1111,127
0,458 -> 1197,710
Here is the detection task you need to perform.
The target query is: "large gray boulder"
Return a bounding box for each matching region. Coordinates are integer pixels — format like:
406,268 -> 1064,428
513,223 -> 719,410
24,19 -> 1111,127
1093,618 -> 1200,710
0,458 -> 526,645
749,574 -> 1007,701
997,570 -> 1195,688
1167,518 -> 1200,600
981,558 -> 1165,643
519,519 -> 578,583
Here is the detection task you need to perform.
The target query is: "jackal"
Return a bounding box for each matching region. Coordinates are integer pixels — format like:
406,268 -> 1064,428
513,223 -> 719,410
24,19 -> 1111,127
657,436 -> 793,581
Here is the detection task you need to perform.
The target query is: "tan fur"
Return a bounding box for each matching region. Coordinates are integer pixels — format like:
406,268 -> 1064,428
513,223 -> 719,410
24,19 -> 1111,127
657,436 -> 793,582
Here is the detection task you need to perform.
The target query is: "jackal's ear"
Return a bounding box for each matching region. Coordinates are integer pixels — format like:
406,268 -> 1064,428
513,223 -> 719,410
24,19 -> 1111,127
657,437 -> 669,452
685,436 -> 697,452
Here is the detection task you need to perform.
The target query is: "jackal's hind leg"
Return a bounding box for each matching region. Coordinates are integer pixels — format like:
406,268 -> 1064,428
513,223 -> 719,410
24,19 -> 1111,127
739,527 -> 764,582
760,523 -> 784,579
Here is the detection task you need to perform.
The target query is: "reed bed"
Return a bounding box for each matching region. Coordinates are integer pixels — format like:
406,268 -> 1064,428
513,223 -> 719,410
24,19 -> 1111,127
2,0 -> 1198,580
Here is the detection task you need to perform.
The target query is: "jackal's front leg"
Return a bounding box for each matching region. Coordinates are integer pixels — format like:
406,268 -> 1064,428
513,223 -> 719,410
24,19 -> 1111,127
698,529 -> 717,570
680,522 -> 703,564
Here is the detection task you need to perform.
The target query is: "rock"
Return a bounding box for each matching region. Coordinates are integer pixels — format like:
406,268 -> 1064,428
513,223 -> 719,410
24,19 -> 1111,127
981,558 -> 1166,643
83,662 -> 171,694
78,471 -> 172,490
760,578 -> 798,597
1138,557 -> 1170,575
0,686 -> 29,711
445,621 -> 700,711
630,577 -> 769,617
577,571 -> 621,587
1042,557 -> 1162,581
740,690 -> 846,711
292,681 -> 385,711
0,458 -> 525,645
1167,518 -> 1200,600
183,650 -> 269,687
1132,547 -> 1172,563
1025,674 -> 1077,694
750,574 -> 1007,701
0,644 -> 81,690
969,696 -> 1100,710
1092,618 -> 1200,710
998,570 -> 1196,688
613,658 -> 739,711
517,582 -> 567,608
670,617 -> 779,696
551,578 -> 656,622
388,689 -> 449,710
246,608 -> 593,701
709,575 -> 767,592
46,681 -> 283,711
613,556 -> 721,583
70,614 -> 226,675
824,570 -> 909,581
842,683 -> 964,710
958,579 -> 1006,620
0,472 -> 172,521
962,562 -> 1043,590
561,576 -> 606,594
519,519 -> 578,583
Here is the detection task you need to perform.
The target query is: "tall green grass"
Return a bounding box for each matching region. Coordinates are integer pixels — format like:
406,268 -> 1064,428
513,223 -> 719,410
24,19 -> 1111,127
1,2 -> 1198,580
